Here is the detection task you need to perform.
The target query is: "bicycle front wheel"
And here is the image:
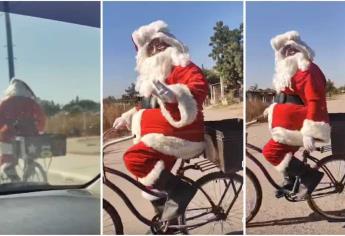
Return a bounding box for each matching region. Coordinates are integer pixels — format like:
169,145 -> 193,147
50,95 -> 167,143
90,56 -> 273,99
103,199 -> 124,235
245,168 -> 262,223
307,155 -> 345,221
181,171 -> 243,234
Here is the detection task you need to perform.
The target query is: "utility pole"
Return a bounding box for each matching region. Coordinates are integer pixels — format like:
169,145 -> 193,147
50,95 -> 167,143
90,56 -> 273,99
4,2 -> 15,81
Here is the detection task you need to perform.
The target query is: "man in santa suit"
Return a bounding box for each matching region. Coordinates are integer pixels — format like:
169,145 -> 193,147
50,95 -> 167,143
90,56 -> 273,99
262,31 -> 330,199
113,20 -> 209,221
0,79 -> 46,181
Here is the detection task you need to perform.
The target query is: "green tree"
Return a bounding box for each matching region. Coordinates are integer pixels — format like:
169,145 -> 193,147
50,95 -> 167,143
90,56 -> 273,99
39,100 -> 61,116
202,68 -> 220,84
62,99 -> 99,114
121,83 -> 139,100
209,21 -> 243,87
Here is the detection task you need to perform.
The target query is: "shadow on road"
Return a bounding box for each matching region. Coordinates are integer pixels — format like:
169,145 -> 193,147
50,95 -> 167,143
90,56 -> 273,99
247,212 -> 336,228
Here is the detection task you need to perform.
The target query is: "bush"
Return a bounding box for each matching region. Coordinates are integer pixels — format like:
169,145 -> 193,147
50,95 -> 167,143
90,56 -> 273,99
45,111 -> 100,137
103,101 -> 135,140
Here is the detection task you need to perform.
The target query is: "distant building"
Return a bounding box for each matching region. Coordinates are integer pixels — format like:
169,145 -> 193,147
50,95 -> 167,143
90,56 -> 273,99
246,88 -> 276,104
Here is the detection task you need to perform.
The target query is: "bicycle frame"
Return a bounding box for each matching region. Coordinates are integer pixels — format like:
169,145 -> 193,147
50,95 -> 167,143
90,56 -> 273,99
103,133 -> 241,231
246,143 -> 281,190
246,142 -> 335,192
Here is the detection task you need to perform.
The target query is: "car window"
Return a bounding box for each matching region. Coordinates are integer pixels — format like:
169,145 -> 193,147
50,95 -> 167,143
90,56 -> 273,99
0,12 -> 100,190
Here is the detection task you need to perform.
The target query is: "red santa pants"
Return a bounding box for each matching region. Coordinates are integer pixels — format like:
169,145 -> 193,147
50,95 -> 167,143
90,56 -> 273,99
262,139 -> 299,166
123,141 -> 176,180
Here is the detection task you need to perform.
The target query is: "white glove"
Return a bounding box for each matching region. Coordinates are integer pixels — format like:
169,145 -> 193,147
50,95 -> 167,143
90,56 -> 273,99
113,117 -> 128,130
303,135 -> 315,152
152,80 -> 177,103
263,107 -> 270,118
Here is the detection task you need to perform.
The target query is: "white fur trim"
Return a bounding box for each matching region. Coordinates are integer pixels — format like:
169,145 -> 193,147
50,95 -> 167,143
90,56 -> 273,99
5,79 -> 35,99
131,109 -> 145,144
121,107 -> 137,126
132,20 -> 187,54
300,119 -> 331,142
141,189 -> 166,201
132,20 -> 169,49
275,153 -> 292,173
138,160 -> 165,186
265,103 -> 276,130
0,142 -> 13,155
141,133 -> 205,159
271,31 -> 314,61
158,84 -> 198,128
271,127 -> 303,146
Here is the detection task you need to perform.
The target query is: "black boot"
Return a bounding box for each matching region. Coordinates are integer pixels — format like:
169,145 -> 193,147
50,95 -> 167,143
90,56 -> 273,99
285,157 -> 324,199
146,198 -> 166,235
153,170 -> 197,221
276,174 -> 295,198
150,198 -> 166,216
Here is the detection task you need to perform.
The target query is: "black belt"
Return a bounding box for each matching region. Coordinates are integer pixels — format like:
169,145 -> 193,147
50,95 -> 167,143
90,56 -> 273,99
274,93 -> 304,105
140,97 -> 160,109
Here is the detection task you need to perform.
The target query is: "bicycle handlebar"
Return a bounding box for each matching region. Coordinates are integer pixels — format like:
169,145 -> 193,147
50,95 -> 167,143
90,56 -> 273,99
103,134 -> 135,150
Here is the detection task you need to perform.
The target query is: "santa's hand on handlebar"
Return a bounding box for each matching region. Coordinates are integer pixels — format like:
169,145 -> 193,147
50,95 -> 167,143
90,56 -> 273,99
152,80 -> 177,103
113,117 -> 128,130
303,135 -> 316,152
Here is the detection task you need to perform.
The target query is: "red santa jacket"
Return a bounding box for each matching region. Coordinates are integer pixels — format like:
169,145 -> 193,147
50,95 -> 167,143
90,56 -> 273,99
268,63 -> 330,146
0,96 -> 46,143
124,62 -> 209,159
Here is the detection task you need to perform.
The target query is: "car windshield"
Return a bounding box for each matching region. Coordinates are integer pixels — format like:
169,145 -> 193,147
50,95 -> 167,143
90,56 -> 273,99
0,9 -> 100,191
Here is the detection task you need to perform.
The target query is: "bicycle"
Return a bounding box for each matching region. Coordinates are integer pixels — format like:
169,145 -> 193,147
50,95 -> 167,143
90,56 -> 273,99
245,119 -> 345,223
103,128 -> 244,234
0,136 -> 50,184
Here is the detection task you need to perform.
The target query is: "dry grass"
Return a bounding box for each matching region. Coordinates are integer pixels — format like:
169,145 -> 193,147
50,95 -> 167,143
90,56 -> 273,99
45,112 -> 100,137
246,100 -> 269,122
103,101 -> 135,140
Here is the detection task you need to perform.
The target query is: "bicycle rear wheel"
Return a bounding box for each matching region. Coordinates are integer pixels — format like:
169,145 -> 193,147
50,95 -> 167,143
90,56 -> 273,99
103,199 -> 124,235
246,168 -> 262,223
181,171 -> 243,234
307,155 -> 345,221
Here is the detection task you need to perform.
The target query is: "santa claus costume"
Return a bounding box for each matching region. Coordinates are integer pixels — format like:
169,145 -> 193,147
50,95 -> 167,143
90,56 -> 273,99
262,31 -> 330,197
114,20 -> 208,221
0,79 -> 46,181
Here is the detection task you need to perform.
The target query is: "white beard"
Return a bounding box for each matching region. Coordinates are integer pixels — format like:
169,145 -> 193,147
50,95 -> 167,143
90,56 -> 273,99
273,52 -> 310,92
135,46 -> 190,97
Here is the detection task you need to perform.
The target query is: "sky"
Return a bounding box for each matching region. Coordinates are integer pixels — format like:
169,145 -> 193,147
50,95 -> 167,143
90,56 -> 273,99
247,1 -> 345,89
103,1 -> 243,98
0,11 -> 100,105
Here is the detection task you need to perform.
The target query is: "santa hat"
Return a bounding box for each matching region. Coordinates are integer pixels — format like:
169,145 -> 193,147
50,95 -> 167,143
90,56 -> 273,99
132,20 -> 187,54
4,78 -> 36,99
271,31 -> 315,61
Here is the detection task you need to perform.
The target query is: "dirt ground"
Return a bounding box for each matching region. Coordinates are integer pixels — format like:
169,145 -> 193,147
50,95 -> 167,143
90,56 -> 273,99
246,94 -> 345,234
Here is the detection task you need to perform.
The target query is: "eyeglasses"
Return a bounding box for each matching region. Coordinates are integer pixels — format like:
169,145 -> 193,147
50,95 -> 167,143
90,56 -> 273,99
281,45 -> 300,57
147,38 -> 170,56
